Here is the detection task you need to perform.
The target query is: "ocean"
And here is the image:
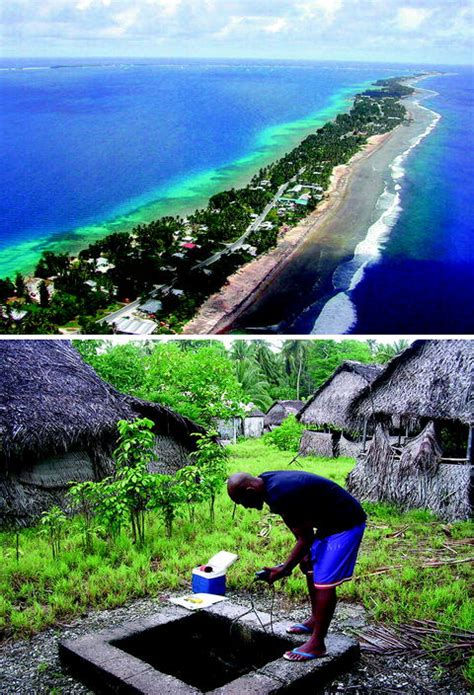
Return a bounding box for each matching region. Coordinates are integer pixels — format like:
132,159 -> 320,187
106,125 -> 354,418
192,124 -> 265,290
348,69 -> 474,335
0,57 -> 392,278
1,59 -> 472,335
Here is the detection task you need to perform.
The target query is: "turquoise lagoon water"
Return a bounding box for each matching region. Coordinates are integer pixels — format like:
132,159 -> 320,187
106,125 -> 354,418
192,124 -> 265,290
0,58 -> 405,278
2,58 -> 471,334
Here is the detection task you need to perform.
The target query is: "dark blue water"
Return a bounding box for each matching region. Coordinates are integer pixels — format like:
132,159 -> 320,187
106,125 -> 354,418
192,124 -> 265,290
351,68 -> 474,334
0,57 -> 400,276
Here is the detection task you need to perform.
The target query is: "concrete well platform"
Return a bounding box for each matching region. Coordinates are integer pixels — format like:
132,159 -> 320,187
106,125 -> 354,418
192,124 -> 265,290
59,601 -> 359,694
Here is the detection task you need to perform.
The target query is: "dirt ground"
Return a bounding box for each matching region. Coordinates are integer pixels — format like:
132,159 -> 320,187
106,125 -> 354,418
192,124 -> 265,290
0,591 -> 469,694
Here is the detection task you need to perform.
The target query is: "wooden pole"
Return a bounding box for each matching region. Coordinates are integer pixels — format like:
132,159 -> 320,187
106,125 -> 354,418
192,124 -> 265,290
467,425 -> 473,464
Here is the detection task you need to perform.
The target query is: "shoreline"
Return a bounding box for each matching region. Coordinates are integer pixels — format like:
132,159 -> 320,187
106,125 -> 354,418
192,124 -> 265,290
0,84 -> 362,281
183,129 -> 399,334
183,77 -> 440,335
311,84 -> 441,335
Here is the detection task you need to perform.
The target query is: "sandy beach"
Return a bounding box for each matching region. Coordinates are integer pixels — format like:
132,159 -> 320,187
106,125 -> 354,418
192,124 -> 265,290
184,79 -> 438,335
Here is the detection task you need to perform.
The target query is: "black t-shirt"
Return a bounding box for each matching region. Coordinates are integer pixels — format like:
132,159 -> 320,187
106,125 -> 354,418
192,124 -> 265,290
259,470 -> 366,538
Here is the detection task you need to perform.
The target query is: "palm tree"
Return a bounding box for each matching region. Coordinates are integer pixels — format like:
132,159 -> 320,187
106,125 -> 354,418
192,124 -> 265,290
374,340 -> 410,364
230,340 -> 255,363
233,358 -> 273,412
281,341 -> 309,401
253,340 -> 284,387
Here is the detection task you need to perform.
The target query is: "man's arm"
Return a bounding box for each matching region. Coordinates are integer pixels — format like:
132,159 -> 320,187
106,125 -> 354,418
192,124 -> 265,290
266,515 -> 315,584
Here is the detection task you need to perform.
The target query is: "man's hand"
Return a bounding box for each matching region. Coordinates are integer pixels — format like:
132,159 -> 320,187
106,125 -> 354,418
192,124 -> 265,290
264,564 -> 291,584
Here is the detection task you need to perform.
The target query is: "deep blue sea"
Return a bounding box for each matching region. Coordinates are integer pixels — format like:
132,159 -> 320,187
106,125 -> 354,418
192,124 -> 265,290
0,57 -> 396,276
350,68 -> 474,334
0,58 -> 472,334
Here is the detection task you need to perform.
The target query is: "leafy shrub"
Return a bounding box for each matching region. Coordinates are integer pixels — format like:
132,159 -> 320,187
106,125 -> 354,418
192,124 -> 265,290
263,415 -> 304,453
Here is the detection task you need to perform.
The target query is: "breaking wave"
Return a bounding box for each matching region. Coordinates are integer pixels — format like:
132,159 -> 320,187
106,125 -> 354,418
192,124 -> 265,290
311,91 -> 441,335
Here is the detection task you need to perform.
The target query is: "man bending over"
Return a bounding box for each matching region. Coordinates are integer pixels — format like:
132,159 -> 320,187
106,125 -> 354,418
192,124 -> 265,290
227,470 -> 366,662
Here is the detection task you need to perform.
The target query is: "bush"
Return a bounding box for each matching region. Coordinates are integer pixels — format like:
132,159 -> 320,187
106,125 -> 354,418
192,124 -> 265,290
263,415 -> 304,452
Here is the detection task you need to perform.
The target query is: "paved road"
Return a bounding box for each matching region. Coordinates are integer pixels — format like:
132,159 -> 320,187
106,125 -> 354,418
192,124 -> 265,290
101,298 -> 142,325
101,168 -> 306,325
193,173 -> 304,270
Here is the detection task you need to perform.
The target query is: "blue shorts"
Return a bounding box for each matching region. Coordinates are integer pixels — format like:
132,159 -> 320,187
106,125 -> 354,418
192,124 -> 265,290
308,523 -> 366,588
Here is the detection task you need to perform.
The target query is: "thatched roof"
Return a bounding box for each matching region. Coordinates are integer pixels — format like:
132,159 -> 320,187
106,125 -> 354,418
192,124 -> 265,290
350,340 -> 474,427
246,408 -> 265,418
264,400 -> 305,428
0,340 -> 204,467
298,361 -> 383,429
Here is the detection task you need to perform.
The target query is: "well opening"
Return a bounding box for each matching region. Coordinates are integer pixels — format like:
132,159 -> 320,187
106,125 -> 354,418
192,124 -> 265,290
112,611 -> 294,692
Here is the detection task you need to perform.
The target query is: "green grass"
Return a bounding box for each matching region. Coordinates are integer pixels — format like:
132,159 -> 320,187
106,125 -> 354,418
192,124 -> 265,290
1,439 -> 472,682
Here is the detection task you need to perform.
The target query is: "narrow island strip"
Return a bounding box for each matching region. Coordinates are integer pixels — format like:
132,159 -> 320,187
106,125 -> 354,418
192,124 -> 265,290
182,129 -> 394,334
0,74 -> 439,335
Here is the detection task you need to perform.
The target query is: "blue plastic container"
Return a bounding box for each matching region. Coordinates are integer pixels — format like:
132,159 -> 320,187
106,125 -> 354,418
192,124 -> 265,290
192,569 -> 226,596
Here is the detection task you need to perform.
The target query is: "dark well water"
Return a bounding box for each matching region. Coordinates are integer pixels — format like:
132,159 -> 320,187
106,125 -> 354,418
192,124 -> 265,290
113,612 -> 293,691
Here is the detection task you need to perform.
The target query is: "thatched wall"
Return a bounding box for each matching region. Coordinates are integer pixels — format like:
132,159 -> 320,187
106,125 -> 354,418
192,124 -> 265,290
338,435 -> 364,459
150,436 -> 198,475
299,430 -> 334,458
347,422 -> 472,521
0,478 -> 70,528
299,362 -> 383,430
0,340 -> 205,526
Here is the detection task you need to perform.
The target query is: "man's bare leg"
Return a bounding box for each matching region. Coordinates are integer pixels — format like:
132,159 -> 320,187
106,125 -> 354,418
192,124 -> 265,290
287,567 -> 317,633
285,585 -> 337,660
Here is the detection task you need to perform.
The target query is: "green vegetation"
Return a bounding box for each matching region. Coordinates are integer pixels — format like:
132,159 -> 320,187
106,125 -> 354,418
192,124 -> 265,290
1,439 -> 472,684
66,420 -> 228,545
73,338 -> 403,418
263,415 -> 304,453
0,77 -> 415,334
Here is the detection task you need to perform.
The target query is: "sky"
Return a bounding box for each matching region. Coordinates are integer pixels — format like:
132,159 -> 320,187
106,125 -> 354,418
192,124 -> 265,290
1,0 -> 472,65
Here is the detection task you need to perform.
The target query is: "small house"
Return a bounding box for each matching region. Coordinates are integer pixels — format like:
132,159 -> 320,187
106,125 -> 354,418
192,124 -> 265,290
113,316 -> 158,336
347,340 -> 473,520
264,401 -> 305,432
211,417 -> 243,444
297,361 -> 383,458
0,341 -> 205,526
243,409 -> 265,438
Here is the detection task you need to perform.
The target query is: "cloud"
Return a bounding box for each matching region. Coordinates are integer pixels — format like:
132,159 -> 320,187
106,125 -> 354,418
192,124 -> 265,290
264,17 -> 288,34
1,0 -> 472,64
158,0 -> 182,17
396,7 -> 433,31
296,0 -> 343,25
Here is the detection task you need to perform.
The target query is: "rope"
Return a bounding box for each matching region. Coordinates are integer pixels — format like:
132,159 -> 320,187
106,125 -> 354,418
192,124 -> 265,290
227,580 -> 292,689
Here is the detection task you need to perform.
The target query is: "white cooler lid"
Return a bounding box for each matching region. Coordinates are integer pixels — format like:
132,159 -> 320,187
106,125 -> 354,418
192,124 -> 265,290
207,550 -> 239,572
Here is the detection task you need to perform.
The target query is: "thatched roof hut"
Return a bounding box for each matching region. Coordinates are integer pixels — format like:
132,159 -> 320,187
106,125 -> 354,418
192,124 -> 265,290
264,400 -> 304,431
350,340 -> 473,430
298,361 -> 383,430
297,361 -> 382,459
0,340 -> 205,526
347,340 -> 474,520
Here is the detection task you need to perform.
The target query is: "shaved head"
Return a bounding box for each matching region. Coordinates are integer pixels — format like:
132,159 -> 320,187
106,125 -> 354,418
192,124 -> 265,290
227,472 -> 265,509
